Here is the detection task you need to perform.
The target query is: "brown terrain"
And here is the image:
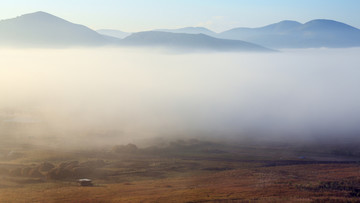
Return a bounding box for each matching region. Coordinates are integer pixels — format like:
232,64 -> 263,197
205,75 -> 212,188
1,139 -> 360,202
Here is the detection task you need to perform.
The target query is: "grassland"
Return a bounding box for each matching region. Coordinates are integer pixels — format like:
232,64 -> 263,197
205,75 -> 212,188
1,139 -> 360,202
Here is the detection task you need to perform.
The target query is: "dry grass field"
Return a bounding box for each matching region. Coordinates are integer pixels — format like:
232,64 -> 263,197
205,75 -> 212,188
1,139 -> 360,202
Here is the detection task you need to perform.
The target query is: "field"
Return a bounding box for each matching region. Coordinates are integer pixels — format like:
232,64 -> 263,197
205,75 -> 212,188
1,138 -> 360,202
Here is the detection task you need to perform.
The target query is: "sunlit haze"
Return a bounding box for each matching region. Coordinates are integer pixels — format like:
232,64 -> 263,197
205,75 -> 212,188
1,2 -> 360,202
1,48 -> 360,146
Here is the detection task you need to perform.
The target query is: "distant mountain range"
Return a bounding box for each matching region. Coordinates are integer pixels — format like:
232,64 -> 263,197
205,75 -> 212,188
97,27 -> 217,39
1,11 -> 359,50
148,20 -> 360,49
120,31 -> 272,52
218,20 -> 360,48
0,12 -> 270,52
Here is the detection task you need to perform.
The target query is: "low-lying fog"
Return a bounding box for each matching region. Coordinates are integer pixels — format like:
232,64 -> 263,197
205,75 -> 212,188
1,48 -> 360,147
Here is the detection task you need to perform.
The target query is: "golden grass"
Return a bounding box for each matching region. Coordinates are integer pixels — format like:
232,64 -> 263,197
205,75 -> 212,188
1,164 -> 360,202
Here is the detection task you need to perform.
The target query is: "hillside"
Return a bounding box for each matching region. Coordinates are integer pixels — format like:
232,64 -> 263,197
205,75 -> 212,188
155,27 -> 217,36
0,11 -> 119,47
219,19 -> 360,48
97,29 -> 131,39
121,31 -> 273,52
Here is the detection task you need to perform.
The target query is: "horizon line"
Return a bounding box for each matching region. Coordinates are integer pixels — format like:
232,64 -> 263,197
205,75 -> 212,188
1,11 -> 358,34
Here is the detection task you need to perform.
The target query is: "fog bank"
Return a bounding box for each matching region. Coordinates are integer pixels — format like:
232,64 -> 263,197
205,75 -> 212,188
1,48 -> 360,146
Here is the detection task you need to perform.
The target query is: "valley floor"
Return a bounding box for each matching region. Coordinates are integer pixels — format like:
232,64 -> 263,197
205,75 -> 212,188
1,140 -> 360,202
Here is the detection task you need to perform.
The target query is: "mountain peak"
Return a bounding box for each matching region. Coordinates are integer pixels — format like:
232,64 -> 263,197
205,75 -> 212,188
19,11 -> 59,19
303,19 -> 358,31
219,18 -> 360,49
306,19 -> 341,24
277,20 -> 302,25
11,11 -> 69,25
261,20 -> 302,31
0,11 -> 116,47
26,11 -> 52,15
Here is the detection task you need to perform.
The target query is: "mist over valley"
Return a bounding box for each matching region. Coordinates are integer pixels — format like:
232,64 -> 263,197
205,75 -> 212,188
1,7 -> 360,202
1,48 -> 360,148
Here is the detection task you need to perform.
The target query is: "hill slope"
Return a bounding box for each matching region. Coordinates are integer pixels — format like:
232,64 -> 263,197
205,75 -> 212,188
121,31 -> 273,52
0,11 -> 118,47
97,29 -> 131,39
219,19 -> 360,48
155,27 -> 217,36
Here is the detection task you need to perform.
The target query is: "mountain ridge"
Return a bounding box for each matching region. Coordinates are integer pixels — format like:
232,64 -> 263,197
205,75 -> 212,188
97,29 -> 131,39
154,27 -> 216,36
1,11 -> 359,50
121,31 -> 273,52
0,11 -> 273,52
218,19 -> 360,48
0,11 -> 119,47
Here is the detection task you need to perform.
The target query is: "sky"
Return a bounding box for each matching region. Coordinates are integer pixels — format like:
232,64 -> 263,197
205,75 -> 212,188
0,0 -> 359,32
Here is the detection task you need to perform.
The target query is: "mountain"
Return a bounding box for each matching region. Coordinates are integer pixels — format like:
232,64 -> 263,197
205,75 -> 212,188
0,12 -> 270,51
154,27 -> 217,36
1,12 -> 359,50
120,31 -> 273,52
219,19 -> 360,48
0,11 -> 119,47
97,29 -> 131,39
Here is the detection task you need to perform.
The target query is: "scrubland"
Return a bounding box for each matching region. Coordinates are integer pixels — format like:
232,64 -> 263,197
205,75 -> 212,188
1,139 -> 360,202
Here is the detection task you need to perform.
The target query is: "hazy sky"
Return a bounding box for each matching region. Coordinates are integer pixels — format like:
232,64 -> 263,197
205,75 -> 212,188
0,0 -> 359,32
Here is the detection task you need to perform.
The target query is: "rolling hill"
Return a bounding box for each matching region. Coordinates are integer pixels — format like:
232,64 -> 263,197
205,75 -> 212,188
0,12 -> 272,51
154,27 -> 217,36
120,31 -> 273,52
0,11 -> 119,47
218,19 -> 360,48
2,12 -> 358,50
97,29 -> 131,39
